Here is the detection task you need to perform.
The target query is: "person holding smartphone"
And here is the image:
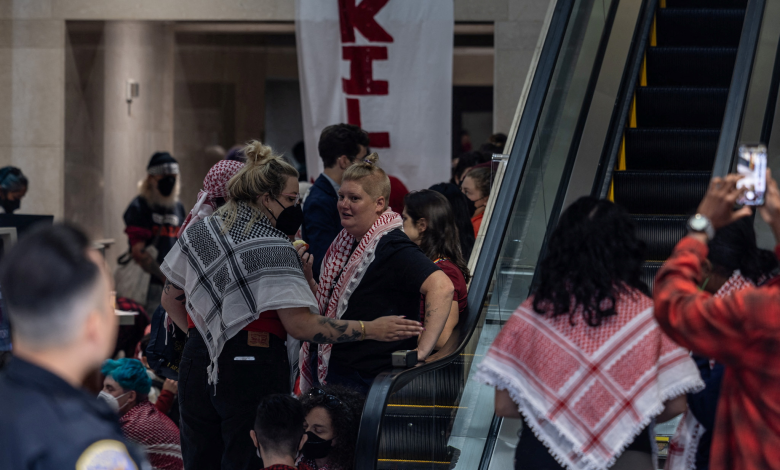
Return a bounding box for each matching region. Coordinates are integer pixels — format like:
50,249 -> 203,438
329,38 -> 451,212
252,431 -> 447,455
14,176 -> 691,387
654,169 -> 780,470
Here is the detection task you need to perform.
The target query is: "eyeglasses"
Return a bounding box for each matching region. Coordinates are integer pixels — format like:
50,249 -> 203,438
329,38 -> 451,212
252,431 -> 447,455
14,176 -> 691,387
280,192 -> 301,205
306,387 -> 343,409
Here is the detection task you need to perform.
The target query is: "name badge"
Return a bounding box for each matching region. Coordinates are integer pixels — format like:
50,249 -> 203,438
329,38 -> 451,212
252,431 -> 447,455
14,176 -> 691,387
248,331 -> 270,348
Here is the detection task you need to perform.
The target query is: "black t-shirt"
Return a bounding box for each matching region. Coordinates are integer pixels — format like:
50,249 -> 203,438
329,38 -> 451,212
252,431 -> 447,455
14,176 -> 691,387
329,229 -> 440,376
123,195 -> 185,265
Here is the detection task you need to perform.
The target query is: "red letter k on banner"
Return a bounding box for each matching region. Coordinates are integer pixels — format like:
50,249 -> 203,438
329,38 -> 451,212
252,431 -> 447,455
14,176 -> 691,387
338,0 -> 394,43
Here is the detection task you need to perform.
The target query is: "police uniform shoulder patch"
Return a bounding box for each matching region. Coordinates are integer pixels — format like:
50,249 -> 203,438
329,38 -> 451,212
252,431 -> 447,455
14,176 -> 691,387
76,440 -> 138,470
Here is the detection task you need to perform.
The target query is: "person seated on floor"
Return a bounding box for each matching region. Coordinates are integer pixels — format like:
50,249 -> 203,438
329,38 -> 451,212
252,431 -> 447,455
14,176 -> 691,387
251,394 -> 308,470
402,190 -> 470,350
137,333 -> 179,425
298,385 -> 365,470
100,358 -> 183,470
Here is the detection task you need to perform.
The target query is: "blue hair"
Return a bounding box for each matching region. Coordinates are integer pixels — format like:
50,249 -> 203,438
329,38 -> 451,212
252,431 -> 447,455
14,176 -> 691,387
0,166 -> 28,192
101,358 -> 152,395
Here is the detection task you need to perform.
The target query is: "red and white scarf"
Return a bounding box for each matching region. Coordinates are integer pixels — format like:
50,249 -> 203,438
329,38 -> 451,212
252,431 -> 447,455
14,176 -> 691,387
177,160 -> 244,237
664,271 -> 754,470
476,287 -> 703,470
120,400 -> 183,470
298,210 -> 402,392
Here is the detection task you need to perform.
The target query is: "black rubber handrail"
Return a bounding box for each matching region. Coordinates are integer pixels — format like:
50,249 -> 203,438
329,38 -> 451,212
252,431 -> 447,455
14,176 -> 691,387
711,0 -> 767,177
594,0 -> 659,198
352,0 -> 578,466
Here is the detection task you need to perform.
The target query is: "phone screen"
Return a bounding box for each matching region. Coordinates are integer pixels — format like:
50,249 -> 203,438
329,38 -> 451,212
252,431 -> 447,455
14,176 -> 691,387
736,144 -> 767,206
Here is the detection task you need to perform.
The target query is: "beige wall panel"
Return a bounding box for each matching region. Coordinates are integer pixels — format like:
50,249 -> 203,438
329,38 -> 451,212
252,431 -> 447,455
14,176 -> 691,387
454,0 -> 508,21
0,0 -> 53,19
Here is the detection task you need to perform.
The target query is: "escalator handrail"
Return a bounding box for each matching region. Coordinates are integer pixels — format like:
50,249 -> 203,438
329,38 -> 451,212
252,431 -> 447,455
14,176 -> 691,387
593,0 -> 658,199
353,0 -> 578,466
711,0 -> 767,177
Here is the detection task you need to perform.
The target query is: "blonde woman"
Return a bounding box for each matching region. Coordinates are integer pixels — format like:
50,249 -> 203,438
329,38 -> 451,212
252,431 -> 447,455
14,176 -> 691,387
160,142 -> 423,470
300,154 -> 455,395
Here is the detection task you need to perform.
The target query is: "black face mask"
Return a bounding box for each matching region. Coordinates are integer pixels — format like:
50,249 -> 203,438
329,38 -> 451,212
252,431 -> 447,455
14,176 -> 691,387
157,176 -> 177,197
301,431 -> 333,460
0,197 -> 20,214
269,199 -> 304,236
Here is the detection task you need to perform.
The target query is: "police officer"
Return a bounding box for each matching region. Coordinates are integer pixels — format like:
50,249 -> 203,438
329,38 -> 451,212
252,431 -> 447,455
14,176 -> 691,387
0,224 -> 148,470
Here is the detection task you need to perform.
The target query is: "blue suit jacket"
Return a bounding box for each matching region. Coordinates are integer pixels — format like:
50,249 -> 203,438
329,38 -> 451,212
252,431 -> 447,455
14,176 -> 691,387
302,174 -> 342,282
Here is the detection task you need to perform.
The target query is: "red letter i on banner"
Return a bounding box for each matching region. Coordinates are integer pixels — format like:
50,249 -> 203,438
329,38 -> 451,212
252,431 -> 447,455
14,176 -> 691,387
346,98 -> 390,148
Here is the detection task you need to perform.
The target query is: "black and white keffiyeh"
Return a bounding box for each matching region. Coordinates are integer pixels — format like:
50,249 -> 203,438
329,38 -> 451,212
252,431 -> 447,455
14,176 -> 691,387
161,201 -> 317,385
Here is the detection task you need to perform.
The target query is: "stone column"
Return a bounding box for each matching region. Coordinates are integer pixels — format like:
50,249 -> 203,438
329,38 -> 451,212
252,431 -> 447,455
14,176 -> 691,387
0,7 -> 66,218
102,21 -> 174,257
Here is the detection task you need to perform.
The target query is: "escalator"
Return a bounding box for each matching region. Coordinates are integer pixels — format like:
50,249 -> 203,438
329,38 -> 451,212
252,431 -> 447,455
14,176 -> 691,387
353,0 -> 773,467
609,0 -> 746,288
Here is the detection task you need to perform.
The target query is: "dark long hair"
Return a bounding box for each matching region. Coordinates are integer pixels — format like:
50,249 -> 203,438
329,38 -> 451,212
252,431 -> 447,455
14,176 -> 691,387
429,182 -> 475,259
300,385 -> 365,470
532,197 -> 648,326
404,190 -> 471,283
708,217 -> 778,284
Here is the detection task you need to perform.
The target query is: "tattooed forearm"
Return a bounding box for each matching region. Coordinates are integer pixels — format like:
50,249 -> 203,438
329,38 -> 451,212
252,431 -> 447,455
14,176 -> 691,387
310,317 -> 362,344
163,279 -> 172,295
175,293 -> 186,306
138,251 -> 165,282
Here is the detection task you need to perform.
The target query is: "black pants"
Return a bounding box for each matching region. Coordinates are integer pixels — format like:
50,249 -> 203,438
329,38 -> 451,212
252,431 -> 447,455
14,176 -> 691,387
178,329 -> 290,470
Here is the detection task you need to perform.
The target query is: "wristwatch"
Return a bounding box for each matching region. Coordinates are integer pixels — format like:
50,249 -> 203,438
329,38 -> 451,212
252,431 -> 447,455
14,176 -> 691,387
687,214 -> 715,241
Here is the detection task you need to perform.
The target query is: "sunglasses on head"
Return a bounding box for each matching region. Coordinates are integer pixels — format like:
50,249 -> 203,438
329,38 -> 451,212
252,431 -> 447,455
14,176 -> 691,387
307,387 -> 343,409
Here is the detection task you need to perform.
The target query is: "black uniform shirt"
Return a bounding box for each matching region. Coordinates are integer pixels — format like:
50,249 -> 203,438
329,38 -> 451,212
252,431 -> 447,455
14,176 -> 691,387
0,357 -> 148,470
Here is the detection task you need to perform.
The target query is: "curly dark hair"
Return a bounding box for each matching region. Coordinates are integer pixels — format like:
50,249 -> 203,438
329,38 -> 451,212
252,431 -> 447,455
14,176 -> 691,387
532,197 -> 648,326
708,216 -> 778,284
300,385 -> 365,470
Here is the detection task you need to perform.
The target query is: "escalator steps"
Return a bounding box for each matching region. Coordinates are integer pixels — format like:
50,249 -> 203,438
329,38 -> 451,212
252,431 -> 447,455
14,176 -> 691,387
633,215 -> 688,260
641,262 -> 665,292
613,170 -> 710,214
646,47 -> 736,87
625,129 -> 719,171
636,87 -> 728,128
656,9 -> 744,48
665,0 -> 747,8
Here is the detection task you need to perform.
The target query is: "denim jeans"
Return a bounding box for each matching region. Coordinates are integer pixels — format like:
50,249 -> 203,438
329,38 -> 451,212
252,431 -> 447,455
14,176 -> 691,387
178,329 -> 290,470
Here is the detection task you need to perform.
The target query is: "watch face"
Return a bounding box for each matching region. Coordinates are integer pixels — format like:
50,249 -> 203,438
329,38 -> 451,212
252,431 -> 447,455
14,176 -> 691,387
690,216 -> 707,231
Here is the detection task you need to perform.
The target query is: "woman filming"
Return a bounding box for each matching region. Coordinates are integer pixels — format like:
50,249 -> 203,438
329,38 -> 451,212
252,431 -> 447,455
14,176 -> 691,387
476,197 -> 703,470
160,142 -> 424,470
402,190 -> 470,350
299,154 -> 454,395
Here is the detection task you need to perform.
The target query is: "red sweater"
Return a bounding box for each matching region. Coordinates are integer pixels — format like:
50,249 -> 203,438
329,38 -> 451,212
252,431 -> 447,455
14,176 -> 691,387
654,236 -> 780,470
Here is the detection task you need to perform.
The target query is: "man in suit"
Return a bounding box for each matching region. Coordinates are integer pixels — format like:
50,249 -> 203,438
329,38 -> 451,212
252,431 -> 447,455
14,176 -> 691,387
302,124 -> 368,282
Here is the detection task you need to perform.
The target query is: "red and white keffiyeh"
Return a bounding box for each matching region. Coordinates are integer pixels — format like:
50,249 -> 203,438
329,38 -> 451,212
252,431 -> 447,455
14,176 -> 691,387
298,210 -> 402,393
177,160 -> 244,237
120,400 -> 183,470
476,287 -> 703,470
664,271 -> 754,470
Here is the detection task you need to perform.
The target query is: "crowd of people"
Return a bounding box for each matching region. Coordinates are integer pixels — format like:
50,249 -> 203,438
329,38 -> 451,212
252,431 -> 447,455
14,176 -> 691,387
9,118 -> 780,470
0,123 -> 500,470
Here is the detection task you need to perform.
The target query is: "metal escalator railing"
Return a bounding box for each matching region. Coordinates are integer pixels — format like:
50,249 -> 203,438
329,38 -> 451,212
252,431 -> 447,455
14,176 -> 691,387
354,0 -> 627,467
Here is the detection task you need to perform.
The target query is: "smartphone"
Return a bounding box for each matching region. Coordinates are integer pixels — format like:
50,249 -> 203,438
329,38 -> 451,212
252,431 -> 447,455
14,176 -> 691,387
736,144 -> 767,206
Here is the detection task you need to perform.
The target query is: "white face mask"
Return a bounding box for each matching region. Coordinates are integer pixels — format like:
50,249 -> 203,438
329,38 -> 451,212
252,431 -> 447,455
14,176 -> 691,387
97,390 -> 130,413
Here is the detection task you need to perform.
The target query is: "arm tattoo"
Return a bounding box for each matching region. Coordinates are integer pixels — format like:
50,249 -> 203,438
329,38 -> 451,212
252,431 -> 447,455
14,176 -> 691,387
311,317 -> 362,344
175,293 -> 186,306
163,279 -> 172,295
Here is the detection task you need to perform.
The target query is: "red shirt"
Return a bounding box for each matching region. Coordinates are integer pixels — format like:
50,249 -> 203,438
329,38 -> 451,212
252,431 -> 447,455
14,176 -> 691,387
186,310 -> 286,340
654,236 -> 780,470
388,175 -> 409,215
471,212 -> 484,238
421,259 -> 468,318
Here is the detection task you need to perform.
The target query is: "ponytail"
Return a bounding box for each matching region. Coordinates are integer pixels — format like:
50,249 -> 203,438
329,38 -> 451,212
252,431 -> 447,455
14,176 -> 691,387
217,140 -> 298,232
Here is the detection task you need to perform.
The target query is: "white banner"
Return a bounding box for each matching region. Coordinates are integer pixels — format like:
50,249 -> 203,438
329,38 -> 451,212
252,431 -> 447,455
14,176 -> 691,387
296,0 -> 453,192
